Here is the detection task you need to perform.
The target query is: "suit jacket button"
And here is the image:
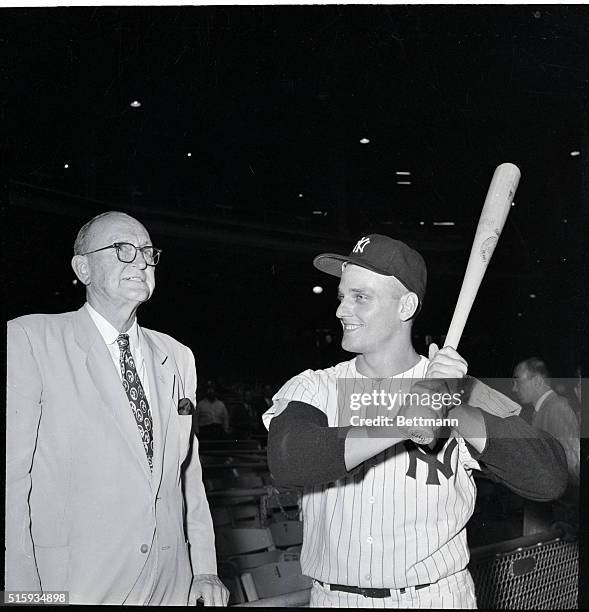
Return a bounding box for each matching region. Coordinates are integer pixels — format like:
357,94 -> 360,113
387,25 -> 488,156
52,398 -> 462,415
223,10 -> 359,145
140,544 -> 149,553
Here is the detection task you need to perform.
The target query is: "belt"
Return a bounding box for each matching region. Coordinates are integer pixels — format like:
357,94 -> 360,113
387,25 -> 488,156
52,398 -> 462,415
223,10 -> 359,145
316,580 -> 431,598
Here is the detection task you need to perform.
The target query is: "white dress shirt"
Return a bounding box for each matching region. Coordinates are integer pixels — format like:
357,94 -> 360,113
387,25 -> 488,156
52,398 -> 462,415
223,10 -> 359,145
534,389 -> 553,413
85,302 -> 152,405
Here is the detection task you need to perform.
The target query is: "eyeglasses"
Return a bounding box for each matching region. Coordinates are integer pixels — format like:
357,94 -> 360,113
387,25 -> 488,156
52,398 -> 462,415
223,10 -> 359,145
81,242 -> 162,266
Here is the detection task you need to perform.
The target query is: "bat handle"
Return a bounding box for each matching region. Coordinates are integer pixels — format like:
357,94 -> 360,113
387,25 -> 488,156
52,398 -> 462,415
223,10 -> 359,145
444,329 -> 461,351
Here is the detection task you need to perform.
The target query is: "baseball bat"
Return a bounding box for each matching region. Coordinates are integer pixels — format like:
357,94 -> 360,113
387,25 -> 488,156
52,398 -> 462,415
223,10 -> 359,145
443,163 -> 521,350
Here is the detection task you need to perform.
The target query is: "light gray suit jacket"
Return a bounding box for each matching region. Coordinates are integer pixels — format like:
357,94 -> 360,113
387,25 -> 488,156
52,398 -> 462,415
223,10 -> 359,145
6,306 -> 216,604
532,390 -> 580,488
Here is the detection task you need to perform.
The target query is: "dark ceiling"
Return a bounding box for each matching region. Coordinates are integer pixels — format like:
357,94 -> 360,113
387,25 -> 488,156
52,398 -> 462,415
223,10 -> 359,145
3,5 -> 587,383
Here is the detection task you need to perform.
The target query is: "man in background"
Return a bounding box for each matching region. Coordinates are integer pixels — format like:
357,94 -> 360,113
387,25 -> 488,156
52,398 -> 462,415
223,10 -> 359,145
197,386 -> 230,439
513,357 -> 579,534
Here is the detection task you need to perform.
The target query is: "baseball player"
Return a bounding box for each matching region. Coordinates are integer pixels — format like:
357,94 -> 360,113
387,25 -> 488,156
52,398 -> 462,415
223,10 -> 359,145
264,234 -> 567,608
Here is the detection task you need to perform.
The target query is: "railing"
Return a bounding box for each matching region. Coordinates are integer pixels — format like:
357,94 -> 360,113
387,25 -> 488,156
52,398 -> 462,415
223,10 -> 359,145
469,527 -> 578,609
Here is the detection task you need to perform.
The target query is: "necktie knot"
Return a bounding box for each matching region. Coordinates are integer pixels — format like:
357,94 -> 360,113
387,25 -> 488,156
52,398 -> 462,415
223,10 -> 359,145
117,333 -> 130,350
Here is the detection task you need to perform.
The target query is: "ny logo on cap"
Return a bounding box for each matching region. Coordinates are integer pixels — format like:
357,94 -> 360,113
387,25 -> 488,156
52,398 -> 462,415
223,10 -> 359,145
353,236 -> 370,253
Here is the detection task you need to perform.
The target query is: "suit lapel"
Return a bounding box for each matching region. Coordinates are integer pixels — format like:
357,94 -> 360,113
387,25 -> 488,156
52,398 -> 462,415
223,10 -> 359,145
140,327 -> 175,490
73,307 -> 152,482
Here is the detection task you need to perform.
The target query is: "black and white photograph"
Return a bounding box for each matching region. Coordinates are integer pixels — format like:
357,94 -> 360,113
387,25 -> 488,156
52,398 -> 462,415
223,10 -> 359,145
3,2 -> 586,607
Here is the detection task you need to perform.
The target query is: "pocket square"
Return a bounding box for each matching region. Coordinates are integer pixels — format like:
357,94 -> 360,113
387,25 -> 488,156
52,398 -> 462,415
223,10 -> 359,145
178,398 -> 194,415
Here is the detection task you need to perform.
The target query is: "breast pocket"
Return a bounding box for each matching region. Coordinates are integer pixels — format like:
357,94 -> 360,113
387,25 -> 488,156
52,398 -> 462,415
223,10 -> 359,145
177,415 -> 193,461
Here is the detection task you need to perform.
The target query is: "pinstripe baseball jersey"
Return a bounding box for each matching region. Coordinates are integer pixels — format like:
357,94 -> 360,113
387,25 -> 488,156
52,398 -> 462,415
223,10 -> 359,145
263,356 -> 516,590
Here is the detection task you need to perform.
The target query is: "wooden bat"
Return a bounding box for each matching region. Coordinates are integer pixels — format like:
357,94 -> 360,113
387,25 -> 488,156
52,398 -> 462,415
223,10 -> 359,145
444,163 -> 521,350
402,163 -> 520,446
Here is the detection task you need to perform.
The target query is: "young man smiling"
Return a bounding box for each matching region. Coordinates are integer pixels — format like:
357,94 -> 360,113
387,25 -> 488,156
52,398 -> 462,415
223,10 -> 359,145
264,233 -> 567,609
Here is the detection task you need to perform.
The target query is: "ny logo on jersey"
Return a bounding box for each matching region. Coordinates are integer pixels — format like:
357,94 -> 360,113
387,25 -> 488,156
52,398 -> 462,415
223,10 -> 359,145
352,236 -> 370,253
404,438 -> 458,485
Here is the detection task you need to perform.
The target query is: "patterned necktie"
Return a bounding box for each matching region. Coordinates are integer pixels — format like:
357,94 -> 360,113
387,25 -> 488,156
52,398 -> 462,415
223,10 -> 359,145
116,333 -> 153,470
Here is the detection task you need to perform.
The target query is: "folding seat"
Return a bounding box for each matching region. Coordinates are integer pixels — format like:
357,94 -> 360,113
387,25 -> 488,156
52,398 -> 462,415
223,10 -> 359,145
216,526 -> 275,558
230,503 -> 262,527
210,506 -> 232,527
241,559 -> 312,603
270,521 -> 304,548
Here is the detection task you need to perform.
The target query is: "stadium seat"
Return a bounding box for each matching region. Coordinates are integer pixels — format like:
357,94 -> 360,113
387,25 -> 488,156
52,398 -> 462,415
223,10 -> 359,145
211,506 -> 232,527
205,474 -> 265,492
217,560 -> 246,605
216,527 -> 275,557
228,549 -> 300,572
241,560 -> 312,602
230,503 -> 262,527
270,521 -> 304,548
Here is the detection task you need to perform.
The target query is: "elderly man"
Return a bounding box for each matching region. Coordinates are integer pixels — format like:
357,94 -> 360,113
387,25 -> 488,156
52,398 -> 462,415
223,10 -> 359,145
265,234 -> 567,609
6,211 -> 228,605
513,357 -> 580,534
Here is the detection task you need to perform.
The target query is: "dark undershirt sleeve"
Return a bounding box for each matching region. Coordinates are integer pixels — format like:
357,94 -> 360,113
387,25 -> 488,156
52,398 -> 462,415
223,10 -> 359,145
267,401 -> 354,487
466,410 -> 568,502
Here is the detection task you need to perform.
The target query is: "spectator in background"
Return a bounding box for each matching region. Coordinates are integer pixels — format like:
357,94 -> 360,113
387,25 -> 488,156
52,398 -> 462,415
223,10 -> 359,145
197,386 -> 230,439
260,384 -> 272,408
513,357 -> 579,534
229,389 -> 257,439
247,384 -> 275,434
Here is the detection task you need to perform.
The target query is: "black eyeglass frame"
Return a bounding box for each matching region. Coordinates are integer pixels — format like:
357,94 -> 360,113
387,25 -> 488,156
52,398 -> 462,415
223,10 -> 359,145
81,242 -> 162,266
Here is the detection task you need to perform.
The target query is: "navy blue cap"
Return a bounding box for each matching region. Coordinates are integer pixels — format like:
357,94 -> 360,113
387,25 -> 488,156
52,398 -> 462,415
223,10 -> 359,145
313,234 -> 427,304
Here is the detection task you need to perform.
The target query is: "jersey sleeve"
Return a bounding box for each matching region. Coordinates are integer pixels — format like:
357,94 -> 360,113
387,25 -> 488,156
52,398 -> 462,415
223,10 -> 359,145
465,377 -> 521,417
267,400 -> 353,487
448,377 -> 520,472
262,369 -> 322,430
461,410 -> 568,501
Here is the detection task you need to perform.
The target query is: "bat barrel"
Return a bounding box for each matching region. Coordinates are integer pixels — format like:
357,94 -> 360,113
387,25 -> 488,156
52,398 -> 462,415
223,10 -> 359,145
444,163 -> 520,350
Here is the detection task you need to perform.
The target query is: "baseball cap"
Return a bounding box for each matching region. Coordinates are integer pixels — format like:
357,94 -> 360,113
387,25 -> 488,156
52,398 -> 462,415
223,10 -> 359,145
313,234 -> 427,304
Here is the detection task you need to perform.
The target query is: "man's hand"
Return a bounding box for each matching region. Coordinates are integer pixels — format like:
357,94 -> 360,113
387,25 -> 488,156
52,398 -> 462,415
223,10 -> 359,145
424,343 -> 468,400
399,343 -> 468,447
405,343 -> 468,417
426,343 -> 468,380
189,574 -> 229,607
